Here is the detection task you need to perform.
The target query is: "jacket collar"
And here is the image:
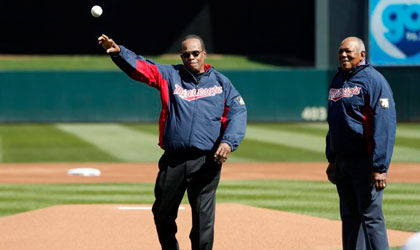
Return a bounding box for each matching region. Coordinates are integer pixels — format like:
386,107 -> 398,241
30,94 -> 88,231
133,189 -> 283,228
203,64 -> 212,72
183,63 -> 212,74
338,63 -> 369,78
181,64 -> 213,84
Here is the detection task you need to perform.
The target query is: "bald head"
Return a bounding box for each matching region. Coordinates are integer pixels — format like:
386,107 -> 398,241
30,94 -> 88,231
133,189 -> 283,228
338,37 -> 366,72
341,37 -> 365,53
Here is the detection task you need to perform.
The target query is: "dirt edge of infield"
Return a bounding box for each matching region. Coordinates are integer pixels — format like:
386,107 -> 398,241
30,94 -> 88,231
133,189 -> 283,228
0,162 -> 418,183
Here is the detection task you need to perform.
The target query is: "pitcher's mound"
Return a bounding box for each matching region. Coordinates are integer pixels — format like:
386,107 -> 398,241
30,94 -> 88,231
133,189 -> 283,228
0,203 -> 413,250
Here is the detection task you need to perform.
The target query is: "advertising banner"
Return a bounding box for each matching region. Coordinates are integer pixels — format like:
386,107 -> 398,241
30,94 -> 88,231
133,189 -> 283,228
370,0 -> 420,65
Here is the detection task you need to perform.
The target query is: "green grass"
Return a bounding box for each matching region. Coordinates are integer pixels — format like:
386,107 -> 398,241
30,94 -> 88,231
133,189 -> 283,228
0,180 -> 419,233
233,139 -> 326,162
1,122 -> 419,163
0,124 -> 119,162
219,180 -> 420,232
0,123 -> 418,249
395,123 -> 420,150
0,55 -> 281,71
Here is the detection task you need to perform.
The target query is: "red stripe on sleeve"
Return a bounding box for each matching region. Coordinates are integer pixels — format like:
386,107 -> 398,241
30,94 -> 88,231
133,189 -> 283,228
158,80 -> 170,149
362,97 -> 374,155
221,101 -> 230,132
128,59 -> 169,148
129,60 -> 163,89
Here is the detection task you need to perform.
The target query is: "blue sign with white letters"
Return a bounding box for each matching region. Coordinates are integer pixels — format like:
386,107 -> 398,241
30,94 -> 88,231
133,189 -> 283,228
370,0 -> 420,65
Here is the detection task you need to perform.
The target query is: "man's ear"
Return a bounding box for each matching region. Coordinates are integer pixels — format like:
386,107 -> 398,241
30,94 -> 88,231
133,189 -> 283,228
361,51 -> 366,60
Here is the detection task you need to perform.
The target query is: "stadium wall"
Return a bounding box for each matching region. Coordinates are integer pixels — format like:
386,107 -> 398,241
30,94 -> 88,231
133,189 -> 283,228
0,70 -> 417,122
0,70 -> 327,122
377,68 -> 420,122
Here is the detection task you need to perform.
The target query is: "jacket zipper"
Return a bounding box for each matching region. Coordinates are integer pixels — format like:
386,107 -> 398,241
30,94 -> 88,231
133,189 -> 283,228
187,71 -> 200,147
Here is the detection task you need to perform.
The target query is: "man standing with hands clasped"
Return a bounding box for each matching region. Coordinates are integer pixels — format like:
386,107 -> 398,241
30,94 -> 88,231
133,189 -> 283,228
98,34 -> 247,250
325,37 -> 396,250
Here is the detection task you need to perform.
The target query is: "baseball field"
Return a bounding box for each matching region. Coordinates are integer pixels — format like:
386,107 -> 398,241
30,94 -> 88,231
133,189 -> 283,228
0,55 -> 419,249
0,122 -> 419,250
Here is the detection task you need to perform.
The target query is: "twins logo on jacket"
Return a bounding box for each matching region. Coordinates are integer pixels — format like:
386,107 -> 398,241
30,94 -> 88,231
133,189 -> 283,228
173,84 -> 245,105
328,86 -> 361,102
174,84 -> 223,101
328,84 -> 390,109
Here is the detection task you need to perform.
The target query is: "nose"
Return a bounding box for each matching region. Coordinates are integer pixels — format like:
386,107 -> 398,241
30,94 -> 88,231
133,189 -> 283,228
339,52 -> 348,61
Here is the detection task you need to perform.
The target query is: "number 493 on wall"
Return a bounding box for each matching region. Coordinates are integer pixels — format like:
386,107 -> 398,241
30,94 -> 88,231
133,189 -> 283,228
301,106 -> 327,121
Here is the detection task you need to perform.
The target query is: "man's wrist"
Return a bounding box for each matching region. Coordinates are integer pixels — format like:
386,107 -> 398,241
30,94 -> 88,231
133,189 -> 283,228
220,141 -> 233,151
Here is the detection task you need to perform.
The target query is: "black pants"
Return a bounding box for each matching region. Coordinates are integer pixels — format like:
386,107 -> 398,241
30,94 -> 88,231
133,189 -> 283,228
334,156 -> 389,250
152,150 -> 222,250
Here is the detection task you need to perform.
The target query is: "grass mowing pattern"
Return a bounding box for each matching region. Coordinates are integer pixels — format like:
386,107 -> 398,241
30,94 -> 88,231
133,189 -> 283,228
244,123 -> 420,162
56,123 -> 162,162
233,139 -> 325,162
0,180 -> 419,232
0,123 -> 419,163
0,124 -> 119,162
219,180 -> 420,232
0,183 -> 155,216
218,180 -> 339,219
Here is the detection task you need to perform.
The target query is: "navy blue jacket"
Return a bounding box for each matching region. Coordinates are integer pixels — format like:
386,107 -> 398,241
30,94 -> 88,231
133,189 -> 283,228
111,46 -> 247,152
326,64 -> 396,173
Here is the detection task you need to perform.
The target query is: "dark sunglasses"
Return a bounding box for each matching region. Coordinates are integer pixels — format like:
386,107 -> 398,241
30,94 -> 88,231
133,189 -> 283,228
181,50 -> 203,58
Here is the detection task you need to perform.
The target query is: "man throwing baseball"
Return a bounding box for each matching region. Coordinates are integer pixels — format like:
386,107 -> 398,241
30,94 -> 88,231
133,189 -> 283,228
325,37 -> 396,250
98,34 -> 247,250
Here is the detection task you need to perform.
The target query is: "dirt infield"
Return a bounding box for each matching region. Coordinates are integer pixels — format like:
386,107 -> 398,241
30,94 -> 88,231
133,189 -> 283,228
0,162 -> 419,250
0,162 -> 419,183
0,203 -> 414,250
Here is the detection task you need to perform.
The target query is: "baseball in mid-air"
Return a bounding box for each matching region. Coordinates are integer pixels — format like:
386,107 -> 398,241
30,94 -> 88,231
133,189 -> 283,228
91,5 -> 103,18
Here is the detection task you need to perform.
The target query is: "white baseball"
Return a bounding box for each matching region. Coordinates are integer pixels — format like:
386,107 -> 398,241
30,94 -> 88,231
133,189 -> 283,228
91,5 -> 103,18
